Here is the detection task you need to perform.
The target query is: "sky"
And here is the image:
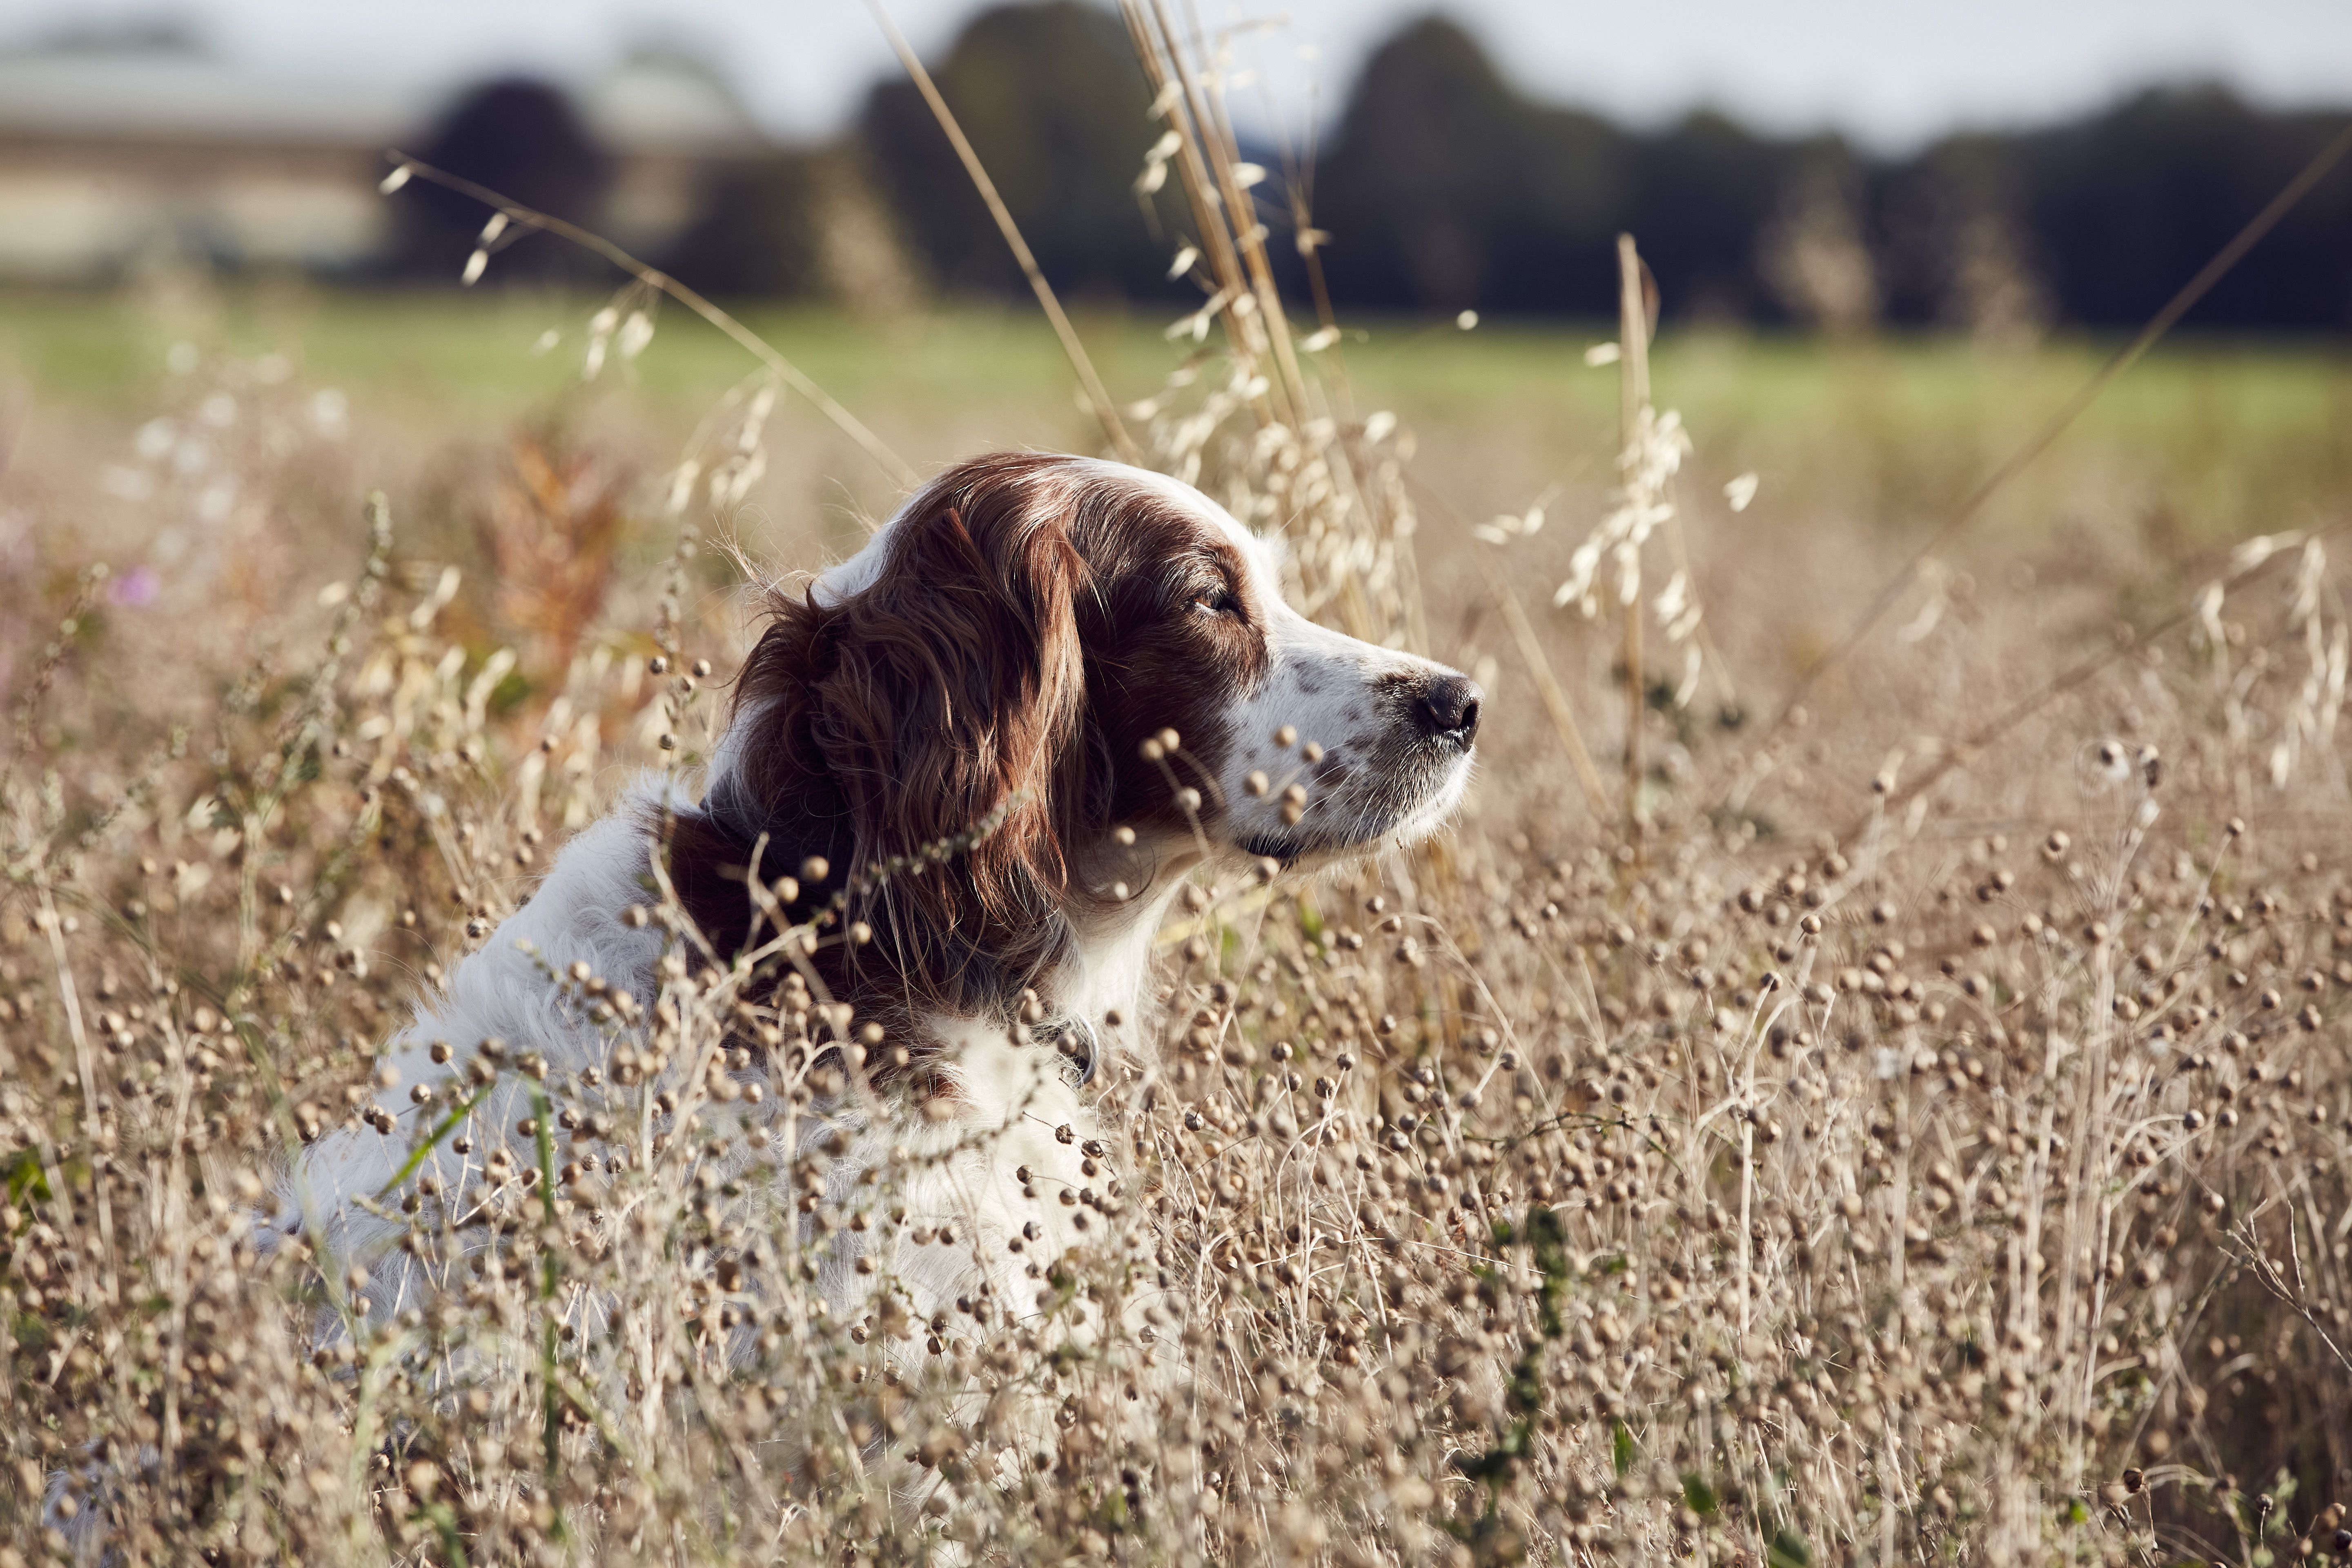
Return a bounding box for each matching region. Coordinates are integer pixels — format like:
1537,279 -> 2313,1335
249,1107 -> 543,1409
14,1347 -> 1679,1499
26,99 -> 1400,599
5,0 -> 2350,151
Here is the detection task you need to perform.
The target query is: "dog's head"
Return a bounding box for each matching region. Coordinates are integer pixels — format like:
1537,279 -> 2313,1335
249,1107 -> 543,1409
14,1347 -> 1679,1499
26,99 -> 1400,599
675,452 -> 1480,1033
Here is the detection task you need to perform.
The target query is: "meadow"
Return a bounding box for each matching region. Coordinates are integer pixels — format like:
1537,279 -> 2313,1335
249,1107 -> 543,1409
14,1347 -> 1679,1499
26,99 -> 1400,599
5,262 -> 2352,1568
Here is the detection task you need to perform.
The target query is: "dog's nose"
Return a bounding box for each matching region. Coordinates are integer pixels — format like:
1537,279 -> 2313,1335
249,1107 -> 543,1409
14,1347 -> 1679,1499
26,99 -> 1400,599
1413,673 -> 1482,747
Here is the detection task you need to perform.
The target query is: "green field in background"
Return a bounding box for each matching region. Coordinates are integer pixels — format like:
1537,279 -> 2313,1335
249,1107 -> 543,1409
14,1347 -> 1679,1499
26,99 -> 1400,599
4,287 -> 2348,547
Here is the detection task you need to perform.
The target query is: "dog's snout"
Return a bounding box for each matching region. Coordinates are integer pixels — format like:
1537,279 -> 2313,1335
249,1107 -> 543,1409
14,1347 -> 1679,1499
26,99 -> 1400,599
1413,673 -> 1482,747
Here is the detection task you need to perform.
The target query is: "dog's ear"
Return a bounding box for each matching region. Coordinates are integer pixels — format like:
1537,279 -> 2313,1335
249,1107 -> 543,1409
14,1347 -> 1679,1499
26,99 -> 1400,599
818,494 -> 1086,905
700,466 -> 1095,1016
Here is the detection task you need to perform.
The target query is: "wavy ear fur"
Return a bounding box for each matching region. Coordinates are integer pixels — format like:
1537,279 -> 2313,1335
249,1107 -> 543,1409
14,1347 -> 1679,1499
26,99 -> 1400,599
675,459 -> 1094,1043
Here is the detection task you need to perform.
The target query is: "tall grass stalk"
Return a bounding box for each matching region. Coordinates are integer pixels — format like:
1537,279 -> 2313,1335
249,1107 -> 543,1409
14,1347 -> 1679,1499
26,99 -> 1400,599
5,28 -> 2352,1568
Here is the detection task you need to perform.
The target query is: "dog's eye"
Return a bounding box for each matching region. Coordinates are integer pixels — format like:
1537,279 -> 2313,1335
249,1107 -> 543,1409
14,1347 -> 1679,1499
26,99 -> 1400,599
1191,588 -> 1241,618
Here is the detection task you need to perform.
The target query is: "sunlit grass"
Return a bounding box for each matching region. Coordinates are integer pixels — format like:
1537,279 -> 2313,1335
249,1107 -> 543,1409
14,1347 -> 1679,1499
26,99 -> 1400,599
5,289 -> 2346,553
4,256 -> 2352,1566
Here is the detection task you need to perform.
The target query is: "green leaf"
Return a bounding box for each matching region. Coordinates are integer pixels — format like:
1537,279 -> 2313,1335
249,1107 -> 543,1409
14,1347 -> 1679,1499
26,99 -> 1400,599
1611,1419 -> 1636,1477
1766,1527 -> 1813,1568
1522,1206 -> 1571,1337
1681,1472 -> 1718,1515
3,1148 -> 49,1205
1295,896 -> 1325,944
372,1081 -> 496,1201
489,669 -> 534,717
1506,1349 -> 1543,1414
419,1501 -> 471,1568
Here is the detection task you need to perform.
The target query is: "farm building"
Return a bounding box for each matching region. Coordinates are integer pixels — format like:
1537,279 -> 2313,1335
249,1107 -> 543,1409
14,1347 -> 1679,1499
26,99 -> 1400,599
0,24 -> 767,283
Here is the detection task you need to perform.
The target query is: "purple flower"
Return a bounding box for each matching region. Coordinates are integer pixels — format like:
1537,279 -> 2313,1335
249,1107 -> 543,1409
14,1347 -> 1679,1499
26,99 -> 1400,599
108,565 -> 160,608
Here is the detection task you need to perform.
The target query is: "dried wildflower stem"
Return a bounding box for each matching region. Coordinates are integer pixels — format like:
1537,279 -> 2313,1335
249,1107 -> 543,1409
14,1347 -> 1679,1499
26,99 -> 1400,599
1866,521 -> 2348,836
1771,118 -> 2352,737
1617,235 -> 1650,833
33,876 -> 98,1143
1117,0 -> 1282,432
1663,489 -> 1740,709
381,154 -> 918,490
1124,9 -> 1261,371
1151,0 -> 1313,426
1,566 -> 105,804
866,0 -> 1142,464
1478,554 -> 1609,818
1117,5 -> 1421,651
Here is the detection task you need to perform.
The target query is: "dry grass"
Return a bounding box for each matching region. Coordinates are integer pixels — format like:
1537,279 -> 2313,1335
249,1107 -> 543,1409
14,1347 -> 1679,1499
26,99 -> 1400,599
7,27 -> 2352,1568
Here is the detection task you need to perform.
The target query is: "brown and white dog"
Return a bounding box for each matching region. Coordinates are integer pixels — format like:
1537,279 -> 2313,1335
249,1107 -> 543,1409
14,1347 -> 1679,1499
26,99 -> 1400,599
291,452 -> 1480,1357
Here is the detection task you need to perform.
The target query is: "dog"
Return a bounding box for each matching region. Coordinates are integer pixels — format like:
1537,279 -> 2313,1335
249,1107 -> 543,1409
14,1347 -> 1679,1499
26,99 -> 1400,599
287,450 -> 1481,1375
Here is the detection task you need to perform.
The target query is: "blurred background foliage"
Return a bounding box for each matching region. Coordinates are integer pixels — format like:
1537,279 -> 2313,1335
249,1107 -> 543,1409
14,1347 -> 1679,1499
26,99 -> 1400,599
451,4 -> 2352,332
855,1 -> 1187,301
6,3 -> 2345,334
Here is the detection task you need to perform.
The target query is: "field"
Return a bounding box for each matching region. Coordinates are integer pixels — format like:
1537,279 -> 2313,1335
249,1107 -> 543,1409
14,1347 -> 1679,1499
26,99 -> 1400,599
6,276 -> 2352,1568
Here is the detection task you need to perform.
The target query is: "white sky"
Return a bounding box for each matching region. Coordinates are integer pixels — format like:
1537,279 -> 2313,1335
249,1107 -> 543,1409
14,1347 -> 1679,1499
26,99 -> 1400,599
6,0 -> 2350,151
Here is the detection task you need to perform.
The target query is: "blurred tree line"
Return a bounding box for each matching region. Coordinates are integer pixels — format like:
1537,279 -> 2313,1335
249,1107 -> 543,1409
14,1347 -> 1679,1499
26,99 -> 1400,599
410,3 -> 2352,331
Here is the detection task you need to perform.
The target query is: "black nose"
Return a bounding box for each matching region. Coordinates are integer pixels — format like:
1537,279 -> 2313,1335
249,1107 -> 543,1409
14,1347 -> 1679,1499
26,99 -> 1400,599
1413,673 -> 1482,747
